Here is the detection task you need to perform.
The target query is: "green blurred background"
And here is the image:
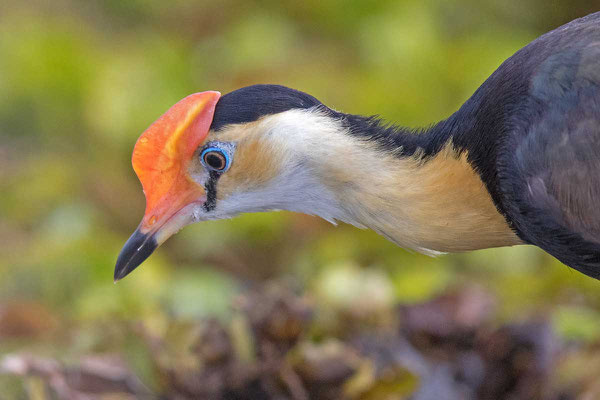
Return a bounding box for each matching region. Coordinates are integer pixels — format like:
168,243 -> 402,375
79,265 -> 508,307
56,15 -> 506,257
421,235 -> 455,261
2,0 -> 600,396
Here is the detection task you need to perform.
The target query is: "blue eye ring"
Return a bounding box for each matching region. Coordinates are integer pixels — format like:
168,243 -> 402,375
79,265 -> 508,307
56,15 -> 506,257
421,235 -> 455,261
200,147 -> 230,172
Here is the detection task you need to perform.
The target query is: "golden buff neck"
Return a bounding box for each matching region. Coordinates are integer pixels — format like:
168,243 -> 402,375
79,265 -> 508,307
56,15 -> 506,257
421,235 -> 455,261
319,141 -> 522,254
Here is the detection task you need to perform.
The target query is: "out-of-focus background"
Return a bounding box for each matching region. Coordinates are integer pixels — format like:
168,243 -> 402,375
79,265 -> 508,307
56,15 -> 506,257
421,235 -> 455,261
2,1 -> 600,398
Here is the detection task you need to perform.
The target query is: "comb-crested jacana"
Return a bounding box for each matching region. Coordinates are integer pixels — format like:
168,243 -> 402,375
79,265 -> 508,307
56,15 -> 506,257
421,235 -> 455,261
115,12 -> 600,281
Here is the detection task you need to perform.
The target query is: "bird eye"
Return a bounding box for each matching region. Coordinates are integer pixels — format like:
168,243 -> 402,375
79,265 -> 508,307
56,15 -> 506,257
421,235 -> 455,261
201,148 -> 229,172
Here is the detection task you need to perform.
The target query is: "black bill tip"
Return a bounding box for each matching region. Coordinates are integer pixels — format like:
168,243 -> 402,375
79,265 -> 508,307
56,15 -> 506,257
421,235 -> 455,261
114,228 -> 158,282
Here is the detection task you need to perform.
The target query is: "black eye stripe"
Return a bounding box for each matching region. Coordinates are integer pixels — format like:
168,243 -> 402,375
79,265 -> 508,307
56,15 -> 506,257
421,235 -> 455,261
203,171 -> 220,212
198,142 -> 236,212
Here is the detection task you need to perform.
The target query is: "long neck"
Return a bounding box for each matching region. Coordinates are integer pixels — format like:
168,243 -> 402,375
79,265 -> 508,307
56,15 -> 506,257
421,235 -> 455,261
268,109 -> 521,254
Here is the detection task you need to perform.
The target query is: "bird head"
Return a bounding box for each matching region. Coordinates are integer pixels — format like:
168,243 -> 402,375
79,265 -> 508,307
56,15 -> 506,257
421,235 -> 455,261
114,84 -> 523,281
115,85 -> 338,281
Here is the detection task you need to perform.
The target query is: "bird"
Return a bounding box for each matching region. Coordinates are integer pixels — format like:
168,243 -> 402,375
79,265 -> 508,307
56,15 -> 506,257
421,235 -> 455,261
115,12 -> 600,281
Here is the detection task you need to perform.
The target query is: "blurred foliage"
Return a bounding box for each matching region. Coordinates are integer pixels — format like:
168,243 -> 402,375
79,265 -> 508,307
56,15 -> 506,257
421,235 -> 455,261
1,0 -> 600,398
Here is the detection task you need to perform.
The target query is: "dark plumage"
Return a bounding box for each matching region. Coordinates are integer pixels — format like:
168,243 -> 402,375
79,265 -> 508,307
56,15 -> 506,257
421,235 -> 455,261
211,85 -> 321,131
448,12 -> 600,277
